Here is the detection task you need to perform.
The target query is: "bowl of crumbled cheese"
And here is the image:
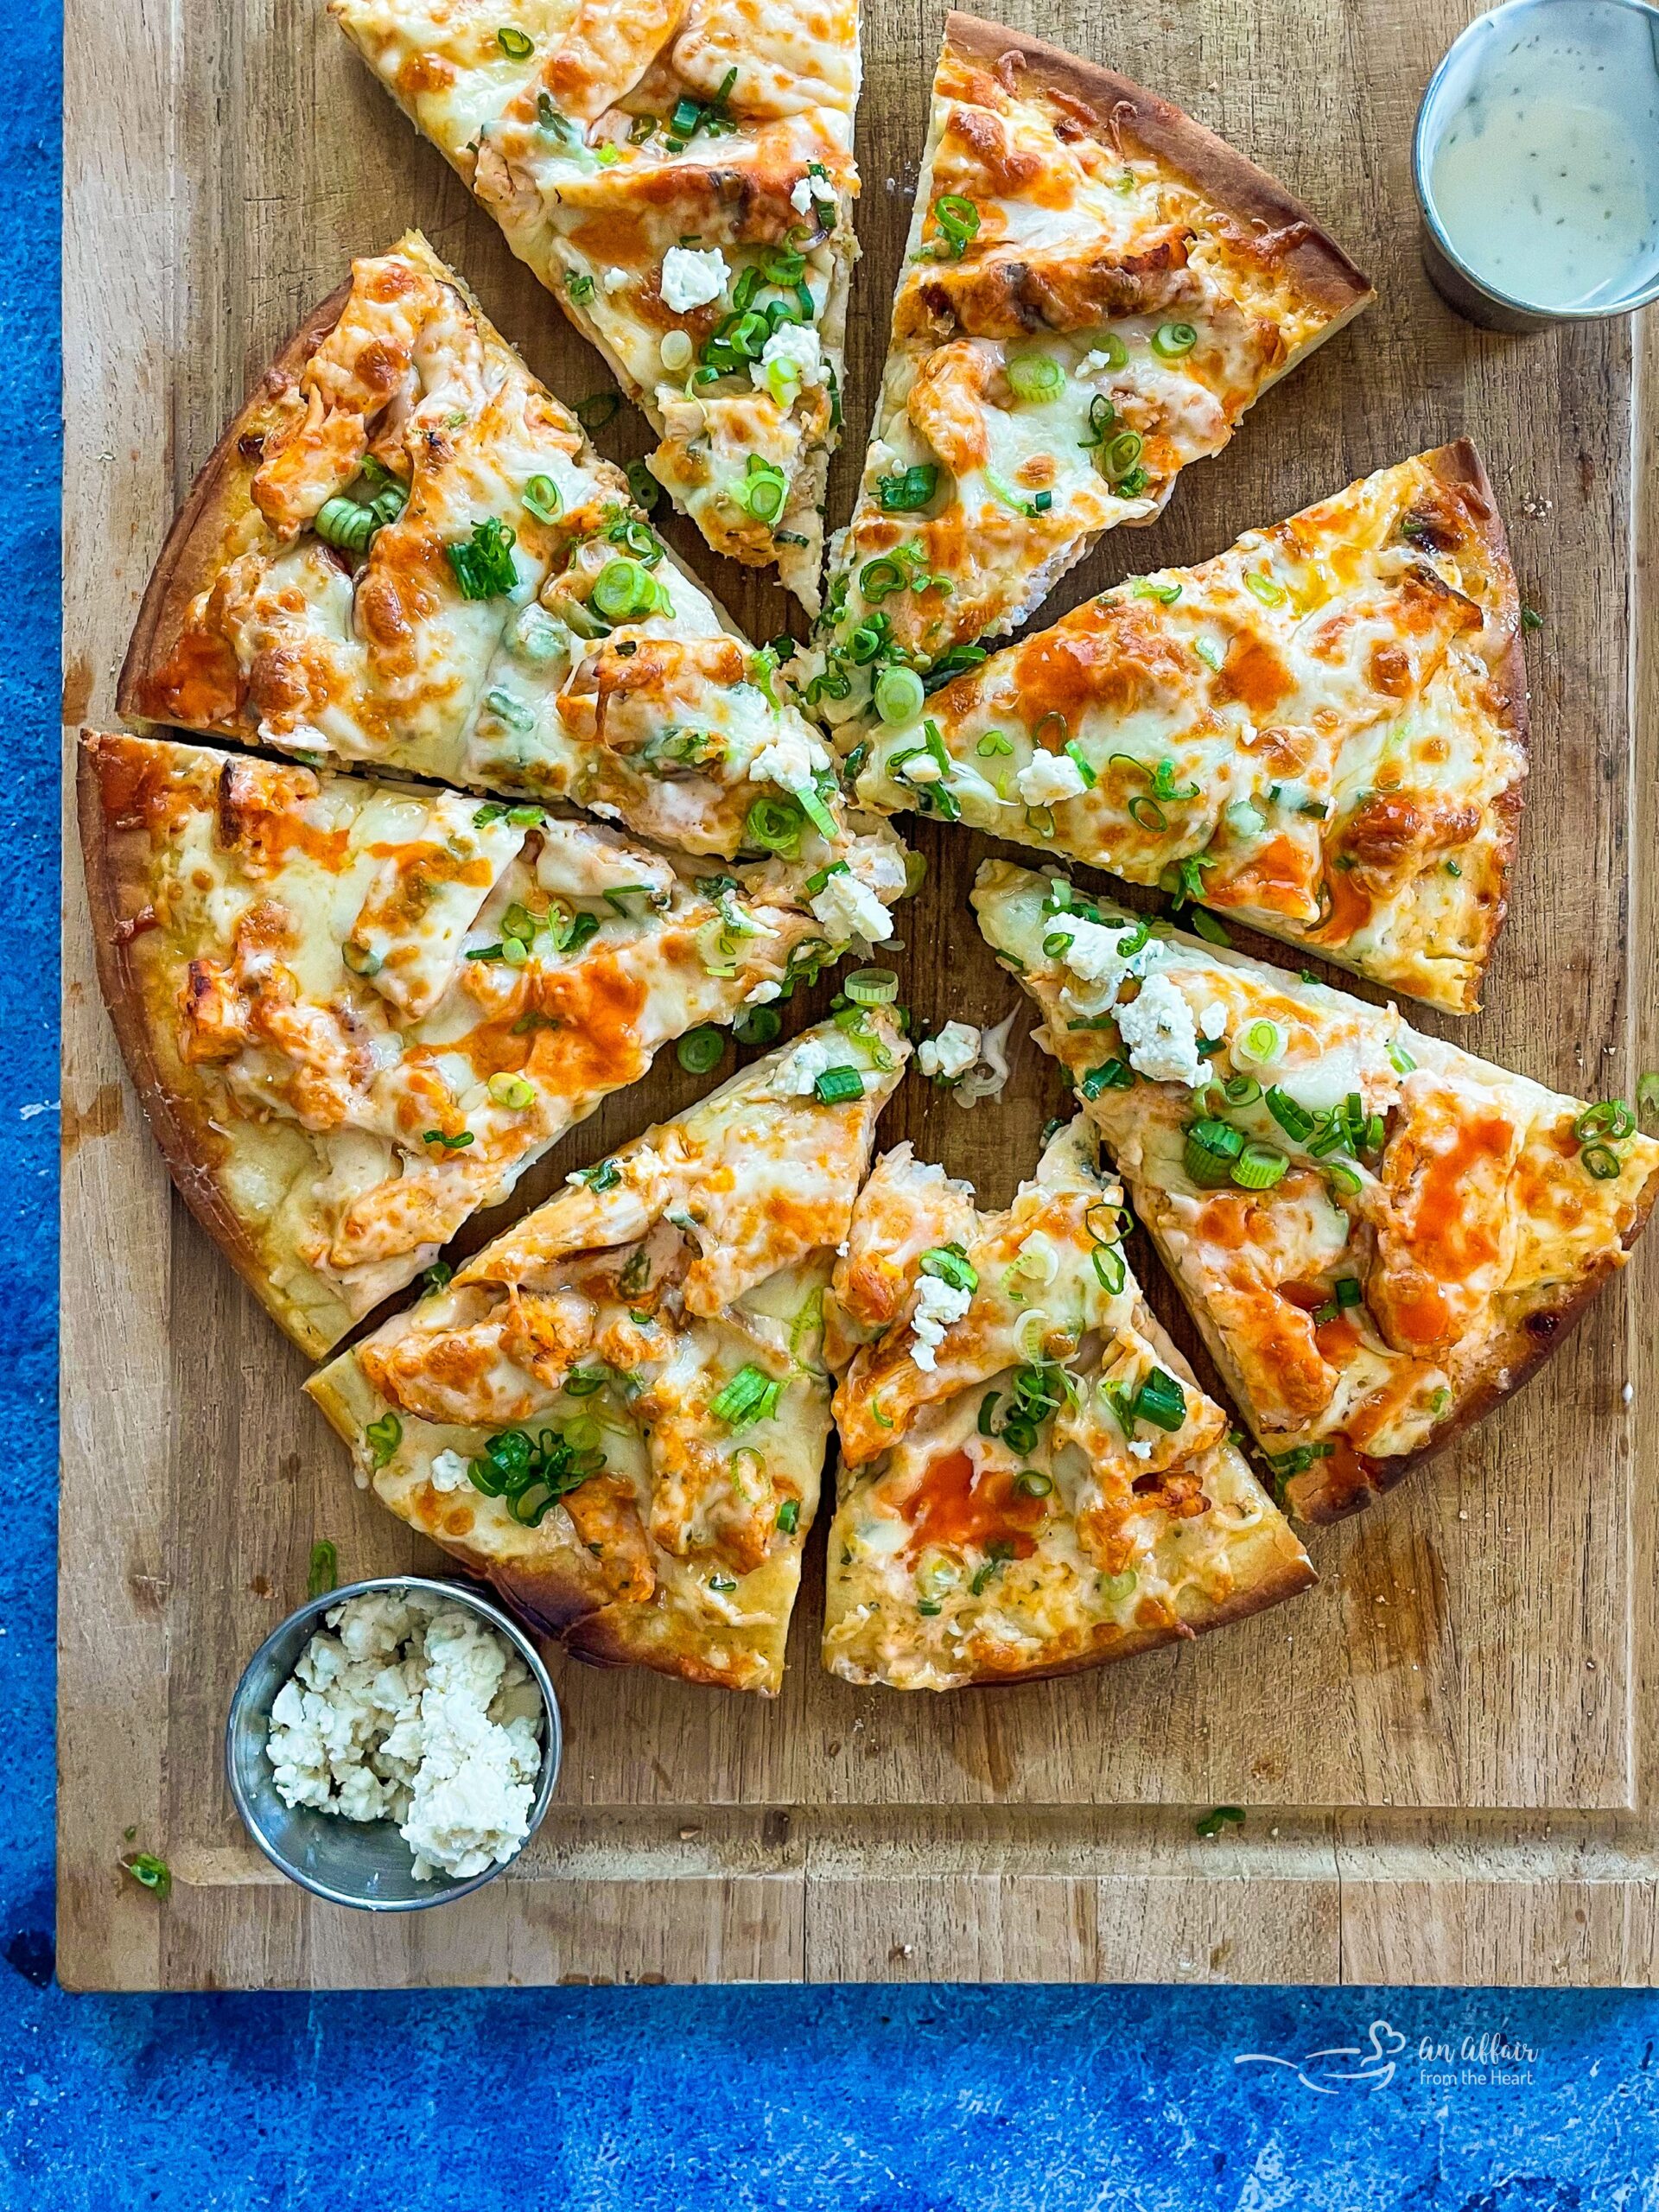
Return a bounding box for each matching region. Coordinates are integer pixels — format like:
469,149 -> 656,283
226,1576 -> 561,1910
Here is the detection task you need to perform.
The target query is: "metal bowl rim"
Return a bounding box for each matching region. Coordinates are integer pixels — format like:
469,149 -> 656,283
1411,0 -> 1659,323
224,1573 -> 562,1913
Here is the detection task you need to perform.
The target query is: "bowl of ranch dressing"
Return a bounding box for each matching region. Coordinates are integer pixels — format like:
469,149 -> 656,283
226,1576 -> 562,1911
1414,0 -> 1659,328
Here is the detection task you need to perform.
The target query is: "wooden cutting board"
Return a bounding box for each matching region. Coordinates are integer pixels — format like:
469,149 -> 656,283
60,0 -> 1659,1989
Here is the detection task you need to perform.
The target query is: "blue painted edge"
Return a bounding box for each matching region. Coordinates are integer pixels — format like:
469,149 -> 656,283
7,4 -> 1659,2199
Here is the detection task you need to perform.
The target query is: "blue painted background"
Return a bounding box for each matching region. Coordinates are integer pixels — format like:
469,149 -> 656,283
13,7 -> 1659,2200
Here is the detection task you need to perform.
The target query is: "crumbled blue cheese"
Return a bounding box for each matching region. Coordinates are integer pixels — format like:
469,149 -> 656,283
659,245 -> 729,313
429,1448 -> 472,1493
1055,913 -> 1152,995
1015,750 -> 1088,805
1116,973 -> 1206,1087
918,1022 -> 981,1081
748,722 -> 829,790
910,1273 -> 973,1370
744,979 -> 782,1005
1199,1000 -> 1228,1041
751,320 -> 825,392
810,868 -> 891,943
768,1033 -> 861,1098
266,1592 -> 543,1880
790,176 -> 818,215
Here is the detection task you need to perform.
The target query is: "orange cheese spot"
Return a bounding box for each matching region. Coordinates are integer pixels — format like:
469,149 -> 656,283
1310,866 -> 1375,946
1406,1113 -> 1511,1283
902,1448 -> 1044,1561
1215,632 -> 1293,718
132,626 -> 245,731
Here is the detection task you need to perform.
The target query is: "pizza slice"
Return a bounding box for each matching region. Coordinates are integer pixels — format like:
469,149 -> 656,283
119,233 -> 889,874
797,12 -> 1370,720
79,728 -> 903,1357
975,860 -> 1659,1522
847,444 -> 1527,1013
328,3 -> 859,603
308,1007 -> 907,1692
820,1116 -> 1312,1688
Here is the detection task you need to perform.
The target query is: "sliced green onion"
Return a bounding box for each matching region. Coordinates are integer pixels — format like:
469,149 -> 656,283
1079,1058 -> 1135,1098
1574,1099 -> 1636,1142
592,557 -> 657,621
1151,321 -> 1197,358
1089,332 -> 1128,369
447,516 -> 518,600
796,782 -> 838,841
776,1498 -> 800,1534
744,793 -> 805,853
520,474 -> 562,524
1245,570 -> 1287,607
813,1065 -> 865,1105
1100,1568 -> 1137,1604
1190,909 -> 1231,947
1387,1042 -> 1418,1076
1014,1470 -> 1053,1497
487,1071 -> 537,1109
341,940 -> 382,977
1194,638 -> 1224,672
575,391 -> 620,432
877,462 -> 939,512
1325,1160 -> 1363,1197
307,1540 -> 339,1599
1131,576 -> 1182,604
1231,1141 -> 1288,1191
1185,1118 -> 1245,1187
1581,1141 -> 1623,1180
1264,1085 -> 1315,1142
874,664 -> 925,725
1065,740 -> 1096,788
497,25 -> 533,58
919,1243 -> 977,1294
845,968 -> 899,1006
1007,351 -> 1065,404
677,1027 -> 725,1074
976,730 -> 1014,757
1237,1019 -> 1286,1070
660,328 -> 695,372
365,1412 -> 403,1469
711,1363 -> 781,1428
1222,1074 -> 1262,1106
734,1004 -> 783,1046
315,494 -> 380,556
1135,1368 -> 1187,1432
123,1853 -> 172,1898
734,454 -> 788,523
931,193 -> 980,257
1105,430 -> 1144,481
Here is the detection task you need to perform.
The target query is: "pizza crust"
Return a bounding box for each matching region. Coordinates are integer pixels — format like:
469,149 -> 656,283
942,13 -> 1374,330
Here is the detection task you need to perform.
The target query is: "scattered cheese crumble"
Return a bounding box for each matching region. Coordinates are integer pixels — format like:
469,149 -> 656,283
768,1033 -> 863,1099
751,320 -> 825,392
1116,973 -> 1206,1087
918,1022 -> 981,1082
429,1448 -> 472,1493
748,724 -> 827,790
790,177 -> 818,215
266,1591 -> 543,1882
1016,750 -> 1088,805
910,1273 -> 973,1370
810,869 -> 892,944
659,245 -> 728,313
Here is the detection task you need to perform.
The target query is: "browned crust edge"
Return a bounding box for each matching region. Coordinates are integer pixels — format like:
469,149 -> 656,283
116,283 -> 353,731
1290,1156 -> 1659,1522
75,732 -> 340,1359
943,12 -> 1375,320
1421,437 -> 1531,1015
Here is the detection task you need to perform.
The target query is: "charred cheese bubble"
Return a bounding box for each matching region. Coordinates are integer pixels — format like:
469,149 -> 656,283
307,1012 -> 909,1694
975,859 -> 1659,1525
819,1117 -> 1312,1688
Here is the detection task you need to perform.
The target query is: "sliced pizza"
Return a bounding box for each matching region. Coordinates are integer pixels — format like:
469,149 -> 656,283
328,4 -> 859,602
797,12 -> 1371,721
79,728 -> 901,1357
119,233 -> 888,871
975,860 -> 1659,1522
848,444 -> 1526,1013
308,1007 -> 907,1692
820,1116 -> 1312,1688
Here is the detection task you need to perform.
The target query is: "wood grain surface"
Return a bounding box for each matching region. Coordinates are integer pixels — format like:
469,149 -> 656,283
60,0 -> 1659,1988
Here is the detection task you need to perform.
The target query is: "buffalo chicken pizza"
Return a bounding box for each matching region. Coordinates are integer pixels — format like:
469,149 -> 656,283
79,729 -> 899,1357
976,861 -> 1659,1521
121,234 -> 894,877
328,3 -> 860,603
820,1116 -> 1312,1688
848,445 -> 1526,1013
308,1008 -> 907,1691
798,13 -> 1370,721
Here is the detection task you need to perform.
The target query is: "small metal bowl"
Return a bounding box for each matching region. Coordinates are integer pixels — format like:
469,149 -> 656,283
1414,0 -> 1659,331
226,1574 -> 562,1912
